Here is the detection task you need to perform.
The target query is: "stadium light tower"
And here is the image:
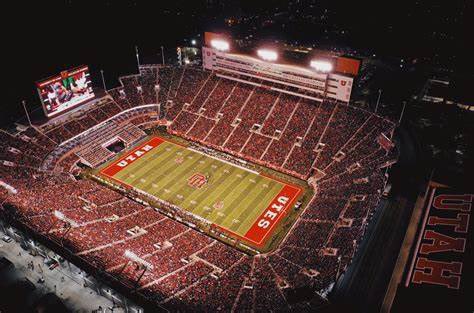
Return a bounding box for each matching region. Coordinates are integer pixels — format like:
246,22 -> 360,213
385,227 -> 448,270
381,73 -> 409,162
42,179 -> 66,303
135,45 -> 140,72
161,46 -> 165,65
210,39 -> 230,52
21,100 -> 32,127
310,60 -> 333,73
398,101 -> 407,124
100,70 -> 107,92
257,49 -> 278,62
375,89 -> 382,113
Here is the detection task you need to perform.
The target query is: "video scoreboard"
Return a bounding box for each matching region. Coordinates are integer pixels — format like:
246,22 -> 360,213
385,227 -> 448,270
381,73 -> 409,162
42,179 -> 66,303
36,65 -> 95,118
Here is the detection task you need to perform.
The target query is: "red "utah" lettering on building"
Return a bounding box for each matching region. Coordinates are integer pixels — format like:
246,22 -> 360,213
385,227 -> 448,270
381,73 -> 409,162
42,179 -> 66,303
411,192 -> 472,289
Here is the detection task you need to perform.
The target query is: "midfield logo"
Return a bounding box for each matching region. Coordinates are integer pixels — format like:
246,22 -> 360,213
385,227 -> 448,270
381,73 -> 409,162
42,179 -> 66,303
188,173 -> 208,189
213,200 -> 224,210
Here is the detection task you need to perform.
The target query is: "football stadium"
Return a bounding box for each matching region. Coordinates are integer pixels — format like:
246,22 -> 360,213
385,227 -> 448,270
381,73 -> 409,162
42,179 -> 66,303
0,32 -> 401,311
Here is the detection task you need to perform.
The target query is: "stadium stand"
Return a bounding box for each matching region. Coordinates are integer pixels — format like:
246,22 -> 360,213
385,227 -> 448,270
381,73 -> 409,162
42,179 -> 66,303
0,64 -> 397,311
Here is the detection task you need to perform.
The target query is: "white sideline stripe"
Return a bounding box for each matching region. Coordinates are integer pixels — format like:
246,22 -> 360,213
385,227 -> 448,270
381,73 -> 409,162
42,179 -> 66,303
187,148 -> 259,175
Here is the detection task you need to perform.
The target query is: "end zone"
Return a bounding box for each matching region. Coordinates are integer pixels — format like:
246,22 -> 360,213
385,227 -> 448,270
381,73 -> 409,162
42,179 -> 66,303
244,184 -> 301,245
214,182 -> 301,247
101,137 -> 164,177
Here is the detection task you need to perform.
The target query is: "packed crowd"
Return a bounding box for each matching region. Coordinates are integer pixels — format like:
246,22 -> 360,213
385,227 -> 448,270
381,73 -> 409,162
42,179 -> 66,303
0,64 -> 398,311
138,66 -> 159,105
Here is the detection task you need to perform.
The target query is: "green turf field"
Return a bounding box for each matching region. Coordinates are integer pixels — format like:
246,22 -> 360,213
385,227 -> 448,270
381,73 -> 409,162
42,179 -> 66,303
100,137 -> 301,246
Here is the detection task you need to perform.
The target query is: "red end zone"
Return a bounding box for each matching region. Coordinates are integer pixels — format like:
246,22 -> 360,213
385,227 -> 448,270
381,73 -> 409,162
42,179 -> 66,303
244,184 -> 301,245
214,183 -> 301,247
101,137 -> 164,177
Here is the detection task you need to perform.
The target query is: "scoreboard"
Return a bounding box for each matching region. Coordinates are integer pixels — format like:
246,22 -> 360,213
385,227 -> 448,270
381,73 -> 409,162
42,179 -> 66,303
36,65 -> 95,118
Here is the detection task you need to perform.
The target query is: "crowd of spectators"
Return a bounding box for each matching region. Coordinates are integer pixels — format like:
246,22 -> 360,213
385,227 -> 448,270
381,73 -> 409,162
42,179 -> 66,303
121,75 -> 145,108
138,66 -> 159,105
0,64 -> 399,311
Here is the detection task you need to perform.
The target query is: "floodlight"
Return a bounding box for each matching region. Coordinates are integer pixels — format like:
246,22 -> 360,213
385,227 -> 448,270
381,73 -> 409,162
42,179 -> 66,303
310,60 -> 333,72
210,39 -> 230,51
257,49 -> 278,62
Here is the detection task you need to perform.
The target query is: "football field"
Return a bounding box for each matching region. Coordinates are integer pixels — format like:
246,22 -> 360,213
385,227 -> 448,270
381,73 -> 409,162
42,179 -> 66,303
100,137 -> 302,247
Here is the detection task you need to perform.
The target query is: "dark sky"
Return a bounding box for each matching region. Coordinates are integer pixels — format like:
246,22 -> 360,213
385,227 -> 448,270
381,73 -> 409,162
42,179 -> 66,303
3,0 -> 470,126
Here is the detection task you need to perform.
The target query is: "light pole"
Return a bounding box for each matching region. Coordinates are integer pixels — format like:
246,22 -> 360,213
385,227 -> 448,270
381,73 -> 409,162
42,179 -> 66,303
22,100 -> 32,126
161,46 -> 165,65
100,70 -> 107,92
398,101 -> 407,124
375,89 -> 382,114
135,45 -> 140,72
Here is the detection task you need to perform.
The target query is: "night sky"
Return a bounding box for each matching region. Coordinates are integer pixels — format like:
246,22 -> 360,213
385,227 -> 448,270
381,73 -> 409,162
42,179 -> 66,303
3,0 -> 470,126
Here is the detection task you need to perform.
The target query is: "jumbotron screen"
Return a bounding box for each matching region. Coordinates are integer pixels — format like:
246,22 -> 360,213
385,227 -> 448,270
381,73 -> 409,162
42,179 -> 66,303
36,66 -> 95,118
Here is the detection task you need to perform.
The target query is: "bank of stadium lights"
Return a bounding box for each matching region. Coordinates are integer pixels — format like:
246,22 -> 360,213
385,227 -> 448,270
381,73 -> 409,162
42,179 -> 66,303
310,60 -> 333,73
257,49 -> 278,62
210,39 -> 230,51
